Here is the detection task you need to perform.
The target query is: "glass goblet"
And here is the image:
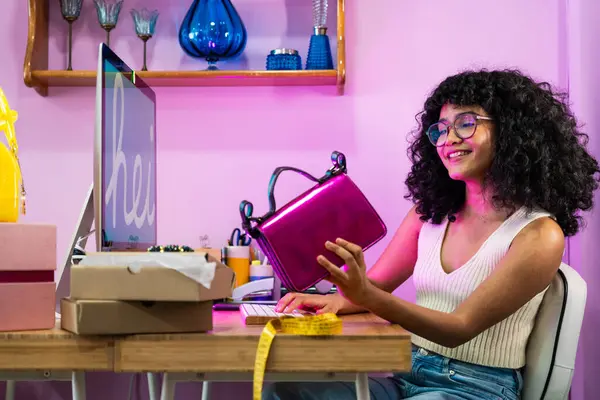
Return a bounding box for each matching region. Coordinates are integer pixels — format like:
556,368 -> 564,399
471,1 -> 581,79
59,0 -> 84,70
131,8 -> 159,71
93,0 -> 123,48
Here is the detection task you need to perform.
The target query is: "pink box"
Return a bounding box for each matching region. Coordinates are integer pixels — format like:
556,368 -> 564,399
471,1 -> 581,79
0,283 -> 55,331
0,223 -> 56,271
0,223 -> 56,331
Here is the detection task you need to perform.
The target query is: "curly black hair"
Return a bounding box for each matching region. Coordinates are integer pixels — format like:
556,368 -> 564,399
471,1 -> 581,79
404,69 -> 600,236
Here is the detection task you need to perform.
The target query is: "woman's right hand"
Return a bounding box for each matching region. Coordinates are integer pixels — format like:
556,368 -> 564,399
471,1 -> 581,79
275,292 -> 345,315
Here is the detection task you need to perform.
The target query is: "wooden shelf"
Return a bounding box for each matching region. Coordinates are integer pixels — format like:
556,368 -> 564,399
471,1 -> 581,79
23,0 -> 346,96
30,69 -> 339,88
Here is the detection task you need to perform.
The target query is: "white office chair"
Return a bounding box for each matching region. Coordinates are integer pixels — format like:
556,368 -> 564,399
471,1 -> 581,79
522,263 -> 587,400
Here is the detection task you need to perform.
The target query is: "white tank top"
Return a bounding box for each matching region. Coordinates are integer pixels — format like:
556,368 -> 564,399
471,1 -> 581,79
411,206 -> 553,368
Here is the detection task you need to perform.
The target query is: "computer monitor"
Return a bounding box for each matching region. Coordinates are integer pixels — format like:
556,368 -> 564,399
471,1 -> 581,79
94,43 -> 157,252
55,44 -> 158,313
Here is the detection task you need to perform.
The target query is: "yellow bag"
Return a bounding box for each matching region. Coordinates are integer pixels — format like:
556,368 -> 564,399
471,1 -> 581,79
0,87 -> 26,222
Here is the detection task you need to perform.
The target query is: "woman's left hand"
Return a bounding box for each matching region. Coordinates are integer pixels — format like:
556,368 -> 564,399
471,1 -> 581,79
317,238 -> 375,306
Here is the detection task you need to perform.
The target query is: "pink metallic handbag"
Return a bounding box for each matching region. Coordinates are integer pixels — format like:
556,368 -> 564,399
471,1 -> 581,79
240,151 -> 387,292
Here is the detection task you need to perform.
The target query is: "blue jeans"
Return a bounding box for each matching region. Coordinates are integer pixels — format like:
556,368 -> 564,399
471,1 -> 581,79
262,345 -> 523,400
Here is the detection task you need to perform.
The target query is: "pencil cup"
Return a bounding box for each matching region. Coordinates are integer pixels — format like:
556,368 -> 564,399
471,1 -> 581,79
226,246 -> 250,288
249,262 -> 273,282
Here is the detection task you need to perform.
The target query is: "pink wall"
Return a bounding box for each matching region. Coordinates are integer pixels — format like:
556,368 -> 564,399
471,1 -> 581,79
0,0 -> 585,399
565,0 -> 600,399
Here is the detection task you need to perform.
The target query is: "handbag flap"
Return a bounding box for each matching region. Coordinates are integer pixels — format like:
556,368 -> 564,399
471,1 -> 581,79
257,174 -> 387,291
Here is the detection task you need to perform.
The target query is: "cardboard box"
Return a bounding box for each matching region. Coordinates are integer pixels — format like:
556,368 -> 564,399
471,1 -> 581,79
0,223 -> 56,331
60,298 -> 214,335
195,248 -> 222,261
70,253 -> 234,301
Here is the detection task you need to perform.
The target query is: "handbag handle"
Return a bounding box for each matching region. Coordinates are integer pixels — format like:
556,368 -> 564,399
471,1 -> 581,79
240,151 -> 347,237
266,166 -> 321,215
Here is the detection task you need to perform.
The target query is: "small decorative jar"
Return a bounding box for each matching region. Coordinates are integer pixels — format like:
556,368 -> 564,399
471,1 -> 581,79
266,48 -> 302,71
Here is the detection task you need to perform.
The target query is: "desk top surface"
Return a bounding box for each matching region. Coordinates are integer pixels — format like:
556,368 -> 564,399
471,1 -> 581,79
0,311 -> 412,373
0,319 -> 79,339
115,311 -> 412,373
0,310 -> 410,340
128,310 -> 409,340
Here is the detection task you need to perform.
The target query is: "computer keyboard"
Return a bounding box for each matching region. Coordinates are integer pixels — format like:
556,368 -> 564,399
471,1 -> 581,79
240,303 -> 310,325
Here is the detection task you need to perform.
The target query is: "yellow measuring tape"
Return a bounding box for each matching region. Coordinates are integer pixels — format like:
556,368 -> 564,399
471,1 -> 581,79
253,313 -> 343,400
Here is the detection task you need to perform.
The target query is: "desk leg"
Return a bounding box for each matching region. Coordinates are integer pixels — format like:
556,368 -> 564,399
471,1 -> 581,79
5,380 -> 15,400
201,381 -> 212,400
147,373 -> 159,400
72,372 -> 86,400
160,373 -> 175,400
355,373 -> 370,400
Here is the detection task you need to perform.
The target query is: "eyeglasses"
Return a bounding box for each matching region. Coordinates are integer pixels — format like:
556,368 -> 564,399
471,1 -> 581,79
426,112 -> 492,147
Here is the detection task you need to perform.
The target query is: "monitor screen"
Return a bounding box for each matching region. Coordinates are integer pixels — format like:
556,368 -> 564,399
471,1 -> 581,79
96,44 -> 157,251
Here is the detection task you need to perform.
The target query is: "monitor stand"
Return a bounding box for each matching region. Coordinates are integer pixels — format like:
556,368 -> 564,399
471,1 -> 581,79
55,183 -> 96,316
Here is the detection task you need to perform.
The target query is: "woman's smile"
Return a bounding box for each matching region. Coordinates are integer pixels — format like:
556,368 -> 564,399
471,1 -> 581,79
445,149 -> 472,162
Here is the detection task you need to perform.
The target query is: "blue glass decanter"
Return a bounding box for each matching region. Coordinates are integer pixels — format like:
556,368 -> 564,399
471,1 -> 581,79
178,0 -> 247,70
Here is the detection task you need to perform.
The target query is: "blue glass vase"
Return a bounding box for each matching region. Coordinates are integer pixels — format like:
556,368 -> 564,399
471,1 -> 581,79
305,0 -> 333,70
178,0 -> 247,70
305,27 -> 334,70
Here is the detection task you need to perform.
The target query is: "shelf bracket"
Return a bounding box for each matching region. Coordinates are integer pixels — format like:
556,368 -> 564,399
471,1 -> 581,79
336,0 -> 346,95
23,0 -> 49,97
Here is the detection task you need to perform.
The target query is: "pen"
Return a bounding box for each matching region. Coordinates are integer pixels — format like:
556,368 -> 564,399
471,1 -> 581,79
221,246 -> 228,264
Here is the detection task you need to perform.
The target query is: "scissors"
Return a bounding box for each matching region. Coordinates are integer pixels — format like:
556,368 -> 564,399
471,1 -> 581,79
229,228 -> 251,246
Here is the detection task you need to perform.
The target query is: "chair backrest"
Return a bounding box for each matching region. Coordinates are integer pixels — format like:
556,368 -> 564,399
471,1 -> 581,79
522,263 -> 587,400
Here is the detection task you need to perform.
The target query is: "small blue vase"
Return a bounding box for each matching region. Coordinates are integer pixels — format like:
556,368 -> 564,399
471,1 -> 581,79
305,27 -> 334,70
178,0 -> 247,70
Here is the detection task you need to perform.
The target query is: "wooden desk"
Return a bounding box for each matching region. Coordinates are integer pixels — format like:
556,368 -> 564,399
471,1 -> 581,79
116,310 -> 412,400
0,319 -> 114,371
0,312 -> 412,400
0,319 -> 114,400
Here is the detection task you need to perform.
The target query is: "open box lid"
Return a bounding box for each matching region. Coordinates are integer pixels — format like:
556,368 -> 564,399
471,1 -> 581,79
70,252 -> 234,302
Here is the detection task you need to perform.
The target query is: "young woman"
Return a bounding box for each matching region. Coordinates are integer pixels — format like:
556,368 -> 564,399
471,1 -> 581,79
263,69 -> 600,400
